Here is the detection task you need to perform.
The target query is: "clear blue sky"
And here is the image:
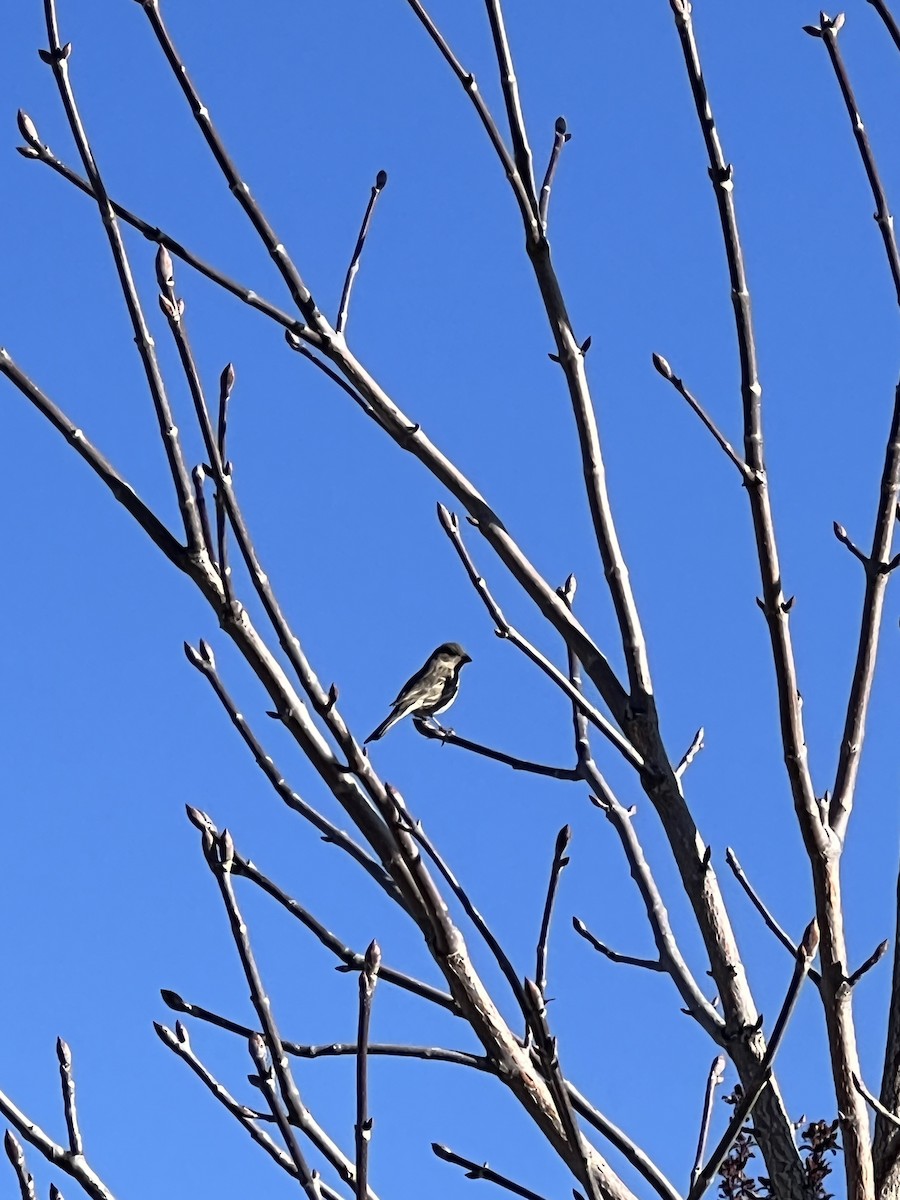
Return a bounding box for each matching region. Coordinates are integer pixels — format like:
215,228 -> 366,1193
2,3 -> 899,1198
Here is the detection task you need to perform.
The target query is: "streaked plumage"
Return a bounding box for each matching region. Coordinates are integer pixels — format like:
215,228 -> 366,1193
365,642 -> 472,744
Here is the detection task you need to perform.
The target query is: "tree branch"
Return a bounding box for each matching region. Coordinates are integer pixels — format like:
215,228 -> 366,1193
687,920 -> 819,1200
337,171 -> 388,335
536,825 -> 571,997
413,719 -> 580,780
437,504 -> 641,770
432,1143 -> 550,1200
355,941 -> 381,1200
651,354 -> 750,478
41,1 -> 205,558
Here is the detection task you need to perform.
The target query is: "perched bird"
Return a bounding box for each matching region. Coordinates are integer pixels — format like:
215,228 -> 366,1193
365,642 -> 472,744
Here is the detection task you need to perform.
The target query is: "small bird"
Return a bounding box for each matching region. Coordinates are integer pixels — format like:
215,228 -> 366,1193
365,642 -> 472,744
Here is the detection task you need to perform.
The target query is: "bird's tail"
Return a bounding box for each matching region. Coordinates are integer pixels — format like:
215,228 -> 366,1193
364,709 -> 402,744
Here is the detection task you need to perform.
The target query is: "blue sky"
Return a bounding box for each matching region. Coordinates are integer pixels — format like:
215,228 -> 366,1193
2,3 -> 900,1198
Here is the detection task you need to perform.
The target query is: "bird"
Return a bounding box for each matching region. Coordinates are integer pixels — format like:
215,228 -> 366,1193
365,642 -> 472,744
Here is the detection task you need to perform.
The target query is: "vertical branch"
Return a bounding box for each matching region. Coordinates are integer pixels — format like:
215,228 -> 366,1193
56,1039 -> 83,1157
535,825 -> 571,998
355,941 -> 381,1200
337,171 -> 388,335
215,363 -> 236,609
874,861 -> 900,1193
829,378 -> 900,840
41,1 -> 205,558
667,5 -> 868,1195
690,1056 -> 725,1192
483,0 -> 538,208
538,118 -> 571,231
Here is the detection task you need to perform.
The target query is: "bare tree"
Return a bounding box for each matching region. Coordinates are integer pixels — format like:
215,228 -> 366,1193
2,3 -> 899,1200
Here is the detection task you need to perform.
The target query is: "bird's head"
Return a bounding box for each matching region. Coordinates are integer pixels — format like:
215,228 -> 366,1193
437,642 -> 471,665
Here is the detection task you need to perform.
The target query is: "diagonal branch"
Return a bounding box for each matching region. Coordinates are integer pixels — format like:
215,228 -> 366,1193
433,1142 -> 551,1200
155,1019 -> 318,1187
4,1132 -> 36,1200
812,14 -> 900,305
651,354 -> 750,478
41,2 -> 205,558
137,0 -> 323,333
183,639 -> 398,899
437,504 -> 642,770
866,0 -> 900,51
572,917 -> 664,975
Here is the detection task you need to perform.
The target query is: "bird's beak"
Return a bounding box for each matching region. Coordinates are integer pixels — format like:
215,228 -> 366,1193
461,653 -> 472,664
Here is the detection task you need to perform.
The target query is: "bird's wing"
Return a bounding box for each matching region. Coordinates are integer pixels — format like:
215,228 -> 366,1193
390,656 -> 443,706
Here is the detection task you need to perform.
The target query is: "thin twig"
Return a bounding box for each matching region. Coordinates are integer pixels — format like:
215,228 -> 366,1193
725,847 -> 823,986
866,0 -> 900,51
848,940 -> 890,988
438,505 -> 643,771
41,1 -> 204,556
675,727 -> 705,779
402,0 -> 539,231
855,1072 -> 900,1130
572,917 -> 664,974
138,0 -> 323,330
200,820 -> 456,1013
55,1039 -> 82,1156
15,135 -> 317,346
432,1143 -> 551,1200
160,992 -> 486,1069
536,826 -> 571,997
483,0 -> 538,207
3,1132 -> 36,1200
813,14 -> 900,305
539,118 -> 571,230
413,720 -> 579,779
690,1056 -> 726,1192
829,394 -> 900,839
355,941 -> 381,1200
687,920 -> 819,1200
0,351 -> 184,566
337,171 -> 387,335
564,1084 -> 681,1200
215,363 -> 236,608
589,791 -> 723,1036
651,355 -> 749,478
